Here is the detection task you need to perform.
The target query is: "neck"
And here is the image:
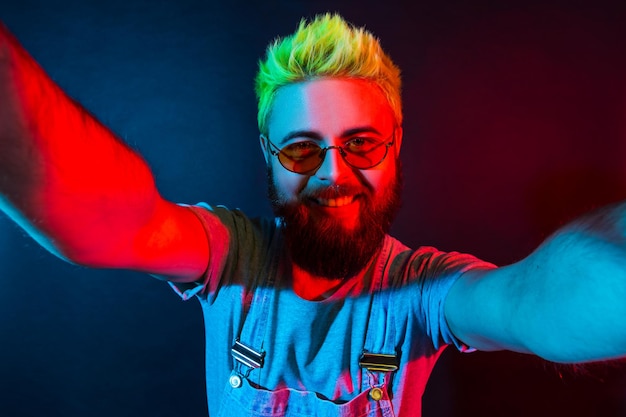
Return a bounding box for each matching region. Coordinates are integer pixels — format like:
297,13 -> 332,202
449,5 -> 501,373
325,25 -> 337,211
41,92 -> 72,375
291,263 -> 350,301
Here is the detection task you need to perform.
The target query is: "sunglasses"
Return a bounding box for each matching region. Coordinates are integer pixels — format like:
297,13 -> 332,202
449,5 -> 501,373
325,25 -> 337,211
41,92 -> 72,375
265,130 -> 395,174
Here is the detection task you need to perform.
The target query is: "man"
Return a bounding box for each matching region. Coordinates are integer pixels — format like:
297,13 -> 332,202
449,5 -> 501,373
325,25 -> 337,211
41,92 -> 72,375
1,13 -> 625,416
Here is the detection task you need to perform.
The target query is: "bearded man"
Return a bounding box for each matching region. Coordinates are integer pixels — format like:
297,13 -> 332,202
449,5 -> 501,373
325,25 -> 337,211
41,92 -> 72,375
1,13 -> 626,417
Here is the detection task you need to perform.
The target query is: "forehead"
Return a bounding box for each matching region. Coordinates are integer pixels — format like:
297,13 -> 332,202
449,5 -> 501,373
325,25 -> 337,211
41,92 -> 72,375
267,78 -> 395,139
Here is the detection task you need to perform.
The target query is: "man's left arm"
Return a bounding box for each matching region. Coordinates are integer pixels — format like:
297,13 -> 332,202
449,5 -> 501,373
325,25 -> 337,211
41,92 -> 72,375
445,201 -> 626,363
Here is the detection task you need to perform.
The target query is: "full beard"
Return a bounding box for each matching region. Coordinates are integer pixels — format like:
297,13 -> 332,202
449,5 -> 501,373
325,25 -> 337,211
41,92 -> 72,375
268,163 -> 403,279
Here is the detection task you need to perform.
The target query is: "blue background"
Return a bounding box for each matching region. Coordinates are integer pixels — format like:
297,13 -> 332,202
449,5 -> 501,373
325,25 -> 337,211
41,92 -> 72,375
1,0 -> 625,416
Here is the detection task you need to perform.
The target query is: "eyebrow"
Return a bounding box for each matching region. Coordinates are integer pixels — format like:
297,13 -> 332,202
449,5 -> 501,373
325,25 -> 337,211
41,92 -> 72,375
278,126 -> 383,145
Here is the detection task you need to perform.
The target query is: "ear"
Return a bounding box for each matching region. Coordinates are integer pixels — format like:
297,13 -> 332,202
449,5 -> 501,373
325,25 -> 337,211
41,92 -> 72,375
259,134 -> 270,164
393,126 -> 403,158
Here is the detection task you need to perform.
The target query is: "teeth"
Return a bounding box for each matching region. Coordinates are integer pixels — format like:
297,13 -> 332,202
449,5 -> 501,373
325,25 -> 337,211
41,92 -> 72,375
317,196 -> 354,207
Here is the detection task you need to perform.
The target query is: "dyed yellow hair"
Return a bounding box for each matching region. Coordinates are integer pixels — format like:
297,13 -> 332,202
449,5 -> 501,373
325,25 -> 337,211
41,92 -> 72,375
255,13 -> 402,135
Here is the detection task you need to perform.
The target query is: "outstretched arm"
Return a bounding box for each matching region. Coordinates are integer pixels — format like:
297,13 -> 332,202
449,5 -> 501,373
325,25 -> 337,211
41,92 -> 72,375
445,201 -> 626,363
0,23 -> 208,281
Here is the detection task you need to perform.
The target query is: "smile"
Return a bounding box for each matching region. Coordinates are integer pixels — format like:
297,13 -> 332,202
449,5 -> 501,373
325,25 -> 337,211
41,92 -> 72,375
313,196 -> 356,207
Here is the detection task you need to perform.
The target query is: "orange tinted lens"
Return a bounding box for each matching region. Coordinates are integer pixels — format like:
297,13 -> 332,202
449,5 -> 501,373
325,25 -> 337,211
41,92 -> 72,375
343,145 -> 388,169
278,143 -> 323,173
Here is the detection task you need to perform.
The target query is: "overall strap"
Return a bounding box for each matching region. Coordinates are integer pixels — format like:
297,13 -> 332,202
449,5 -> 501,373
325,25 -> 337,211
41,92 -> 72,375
360,236 -> 399,391
231,220 -> 283,377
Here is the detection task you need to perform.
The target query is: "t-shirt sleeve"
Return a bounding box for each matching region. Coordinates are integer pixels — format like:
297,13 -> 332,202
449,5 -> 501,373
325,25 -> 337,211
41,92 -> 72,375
408,247 -> 496,352
167,203 -> 231,300
168,204 -> 277,302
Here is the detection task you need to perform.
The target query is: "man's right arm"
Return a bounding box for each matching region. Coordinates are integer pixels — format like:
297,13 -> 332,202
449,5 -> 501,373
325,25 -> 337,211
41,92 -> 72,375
0,23 -> 209,282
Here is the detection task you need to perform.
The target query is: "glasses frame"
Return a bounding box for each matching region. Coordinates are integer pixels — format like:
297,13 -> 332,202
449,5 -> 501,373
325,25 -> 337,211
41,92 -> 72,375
264,129 -> 396,174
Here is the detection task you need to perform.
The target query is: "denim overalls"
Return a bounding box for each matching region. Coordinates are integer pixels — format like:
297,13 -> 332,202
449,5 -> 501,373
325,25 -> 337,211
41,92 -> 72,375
215,263 -> 398,417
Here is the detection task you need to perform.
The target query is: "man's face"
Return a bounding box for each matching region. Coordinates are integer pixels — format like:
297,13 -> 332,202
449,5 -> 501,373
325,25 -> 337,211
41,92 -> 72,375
262,78 -> 403,278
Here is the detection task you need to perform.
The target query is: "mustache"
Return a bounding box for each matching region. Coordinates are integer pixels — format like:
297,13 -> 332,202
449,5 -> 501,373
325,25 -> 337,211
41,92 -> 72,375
300,184 -> 366,201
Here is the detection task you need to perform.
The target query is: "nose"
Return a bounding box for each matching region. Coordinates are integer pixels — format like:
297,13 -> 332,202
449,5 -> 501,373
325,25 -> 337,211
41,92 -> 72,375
314,146 -> 348,181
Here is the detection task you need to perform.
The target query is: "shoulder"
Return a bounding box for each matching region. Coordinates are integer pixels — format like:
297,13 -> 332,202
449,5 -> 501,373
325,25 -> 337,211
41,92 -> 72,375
192,203 -> 280,240
382,236 -> 495,289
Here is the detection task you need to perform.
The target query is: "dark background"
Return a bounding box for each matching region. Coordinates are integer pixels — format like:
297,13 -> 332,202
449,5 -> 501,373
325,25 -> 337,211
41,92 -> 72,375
1,0 -> 626,416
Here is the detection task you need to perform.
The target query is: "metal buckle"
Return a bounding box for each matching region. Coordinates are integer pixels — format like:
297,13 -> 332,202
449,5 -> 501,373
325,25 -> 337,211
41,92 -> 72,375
359,352 -> 398,372
231,339 -> 265,369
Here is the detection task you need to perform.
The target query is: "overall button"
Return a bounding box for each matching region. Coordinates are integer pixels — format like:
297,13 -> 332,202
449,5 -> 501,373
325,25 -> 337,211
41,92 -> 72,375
229,374 -> 243,389
369,387 -> 383,401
